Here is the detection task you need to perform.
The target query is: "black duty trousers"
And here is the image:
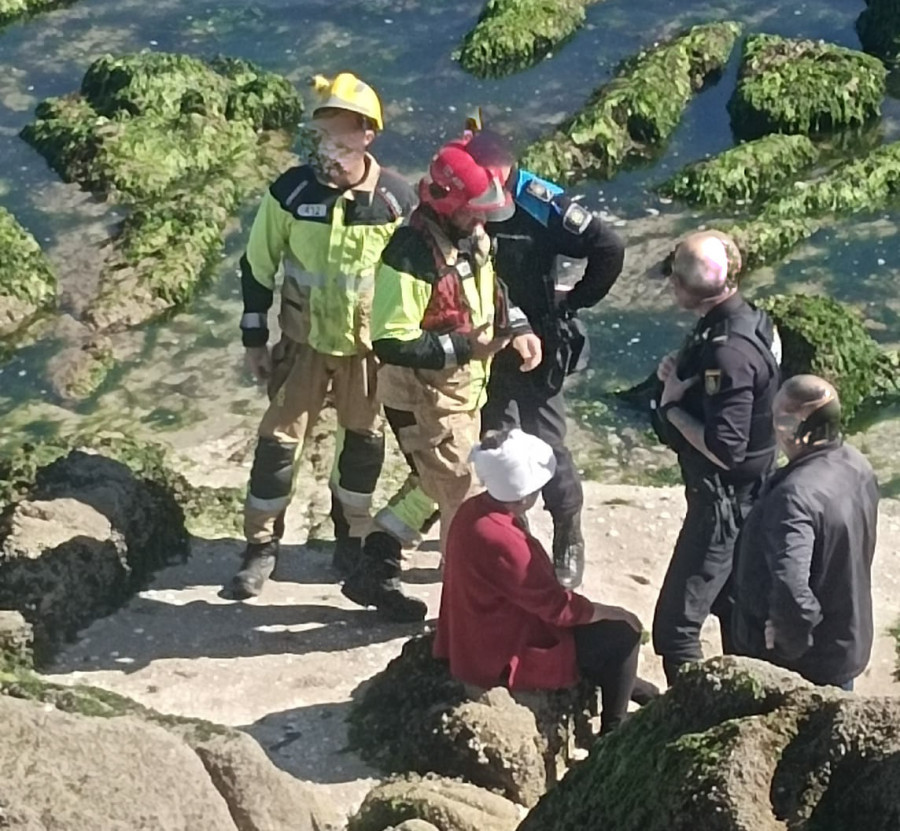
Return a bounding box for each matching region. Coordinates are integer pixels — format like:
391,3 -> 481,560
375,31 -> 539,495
573,619 -> 641,733
652,476 -> 758,685
481,363 -> 583,520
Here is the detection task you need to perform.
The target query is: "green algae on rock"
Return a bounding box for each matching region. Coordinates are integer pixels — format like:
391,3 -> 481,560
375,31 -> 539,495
0,434 -> 244,535
756,293 -> 899,425
659,134 -> 818,207
728,34 -> 887,139
457,0 -> 601,78
728,140 -> 900,271
0,0 -> 73,28
857,0 -> 900,68
23,52 -> 300,202
19,51 -> 299,385
0,206 -> 56,342
518,656 -> 900,831
520,22 -> 741,184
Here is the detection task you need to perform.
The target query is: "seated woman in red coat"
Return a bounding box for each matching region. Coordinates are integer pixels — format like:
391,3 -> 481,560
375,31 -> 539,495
434,428 -> 658,734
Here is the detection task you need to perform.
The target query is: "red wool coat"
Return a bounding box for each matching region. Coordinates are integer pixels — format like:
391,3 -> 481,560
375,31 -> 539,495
433,492 -> 594,690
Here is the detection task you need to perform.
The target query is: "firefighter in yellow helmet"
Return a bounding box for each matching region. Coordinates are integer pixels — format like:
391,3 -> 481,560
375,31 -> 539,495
227,72 -> 416,600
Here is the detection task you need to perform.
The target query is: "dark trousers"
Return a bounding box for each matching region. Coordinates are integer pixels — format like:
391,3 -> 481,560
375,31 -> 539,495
481,363 -> 583,519
573,619 -> 641,733
652,477 -> 757,684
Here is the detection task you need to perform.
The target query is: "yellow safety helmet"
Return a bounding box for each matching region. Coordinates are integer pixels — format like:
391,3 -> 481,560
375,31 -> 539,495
311,73 -> 383,131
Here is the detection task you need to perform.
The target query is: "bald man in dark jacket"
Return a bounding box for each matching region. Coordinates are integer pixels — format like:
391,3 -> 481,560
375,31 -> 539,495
732,375 -> 878,689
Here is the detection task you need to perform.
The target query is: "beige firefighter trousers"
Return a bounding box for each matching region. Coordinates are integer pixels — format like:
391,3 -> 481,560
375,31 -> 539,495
243,337 -> 382,543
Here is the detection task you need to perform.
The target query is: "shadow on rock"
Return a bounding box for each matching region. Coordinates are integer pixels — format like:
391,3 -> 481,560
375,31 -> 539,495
243,700 -> 380,787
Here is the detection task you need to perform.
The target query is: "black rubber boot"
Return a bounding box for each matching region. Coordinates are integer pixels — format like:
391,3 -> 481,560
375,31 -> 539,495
229,540 -> 280,600
341,531 -> 427,622
552,510 -> 585,590
330,495 -> 361,578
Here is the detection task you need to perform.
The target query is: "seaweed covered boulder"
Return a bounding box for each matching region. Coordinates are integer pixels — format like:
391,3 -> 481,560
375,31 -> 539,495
0,0 -> 73,28
20,51 -> 301,338
729,139 -> 900,270
0,435 -> 245,659
349,775 -> 522,831
0,205 -> 56,343
517,656 -> 900,831
25,52 -> 301,200
521,21 -> 740,183
756,294 -> 898,424
0,449 -> 188,660
659,134 -> 818,207
728,34 -> 886,139
0,670 -> 342,830
857,0 -> 900,68
457,0 -> 601,78
347,634 -> 594,807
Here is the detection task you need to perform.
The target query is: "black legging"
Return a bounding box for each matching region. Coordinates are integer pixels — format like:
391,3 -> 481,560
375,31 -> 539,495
573,619 -> 642,734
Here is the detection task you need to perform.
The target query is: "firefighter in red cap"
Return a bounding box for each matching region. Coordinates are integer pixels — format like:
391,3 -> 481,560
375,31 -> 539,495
341,139 -> 542,621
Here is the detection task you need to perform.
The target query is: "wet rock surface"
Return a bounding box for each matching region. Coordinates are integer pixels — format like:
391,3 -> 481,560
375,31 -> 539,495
518,656 -> 900,831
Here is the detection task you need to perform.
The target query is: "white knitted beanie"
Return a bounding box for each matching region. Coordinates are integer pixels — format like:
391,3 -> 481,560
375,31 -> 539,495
469,429 -> 557,502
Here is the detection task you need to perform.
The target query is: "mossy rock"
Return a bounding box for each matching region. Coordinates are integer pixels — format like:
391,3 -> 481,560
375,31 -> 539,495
87,180 -> 243,329
728,34 -> 887,139
520,21 -> 741,183
0,433 -> 244,535
758,139 -> 900,219
727,139 -> 900,271
0,206 -> 56,341
349,775 -> 521,831
755,293 -> 899,425
518,656 -> 900,831
659,134 -> 818,207
857,0 -> 900,68
80,52 -> 302,131
21,51 -> 299,336
457,0 -> 600,79
728,214 -> 824,273
0,0 -> 73,28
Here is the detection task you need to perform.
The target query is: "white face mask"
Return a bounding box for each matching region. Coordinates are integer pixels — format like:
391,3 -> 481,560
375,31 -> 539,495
308,121 -> 368,181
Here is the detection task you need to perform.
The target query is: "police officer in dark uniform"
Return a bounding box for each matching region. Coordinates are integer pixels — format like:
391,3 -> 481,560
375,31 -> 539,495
651,230 -> 781,685
466,130 -> 625,589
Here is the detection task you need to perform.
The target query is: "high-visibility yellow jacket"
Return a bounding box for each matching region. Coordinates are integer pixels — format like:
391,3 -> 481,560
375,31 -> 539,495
371,213 -> 530,413
239,156 -> 415,355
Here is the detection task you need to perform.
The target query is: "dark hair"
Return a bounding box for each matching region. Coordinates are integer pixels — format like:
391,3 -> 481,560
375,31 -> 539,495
479,428 -> 512,451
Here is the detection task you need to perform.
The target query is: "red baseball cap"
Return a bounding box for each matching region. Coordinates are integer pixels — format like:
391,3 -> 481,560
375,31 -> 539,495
419,140 -> 514,222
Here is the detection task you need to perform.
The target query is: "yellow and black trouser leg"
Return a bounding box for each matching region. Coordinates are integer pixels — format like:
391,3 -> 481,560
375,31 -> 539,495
244,436 -> 301,544
329,424 -> 385,575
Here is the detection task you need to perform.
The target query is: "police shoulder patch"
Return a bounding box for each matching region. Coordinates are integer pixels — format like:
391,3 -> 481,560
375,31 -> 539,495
525,178 -> 553,202
562,202 -> 591,234
704,369 -> 722,395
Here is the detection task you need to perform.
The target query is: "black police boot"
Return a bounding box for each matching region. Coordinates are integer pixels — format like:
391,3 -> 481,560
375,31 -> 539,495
341,531 -> 427,622
229,539 -> 280,600
330,495 -> 361,578
552,510 -> 585,590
